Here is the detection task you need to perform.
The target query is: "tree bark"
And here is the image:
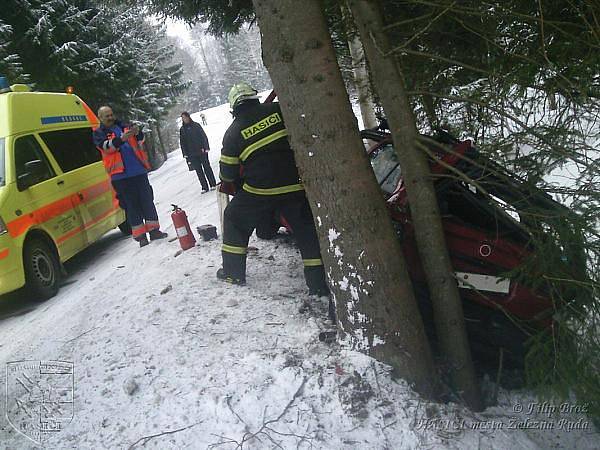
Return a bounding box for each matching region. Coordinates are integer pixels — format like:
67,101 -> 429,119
155,120 -> 168,159
347,27 -> 378,130
348,0 -> 482,410
252,0 -> 437,397
196,37 -> 214,79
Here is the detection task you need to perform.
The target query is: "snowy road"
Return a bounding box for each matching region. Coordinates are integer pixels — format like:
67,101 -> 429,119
0,103 -> 596,449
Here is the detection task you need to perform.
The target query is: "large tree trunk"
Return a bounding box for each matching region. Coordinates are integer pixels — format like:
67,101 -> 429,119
348,0 -> 482,410
252,0 -> 437,397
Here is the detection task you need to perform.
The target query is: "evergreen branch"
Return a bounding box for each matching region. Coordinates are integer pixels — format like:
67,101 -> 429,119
381,12 -> 434,31
390,49 -> 490,75
542,275 -> 600,289
406,0 -> 589,28
392,1 -> 456,51
408,90 -> 592,167
449,16 -> 582,99
404,0 -> 600,49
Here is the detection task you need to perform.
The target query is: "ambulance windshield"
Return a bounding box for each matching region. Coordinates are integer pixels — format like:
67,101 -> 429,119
0,138 -> 4,186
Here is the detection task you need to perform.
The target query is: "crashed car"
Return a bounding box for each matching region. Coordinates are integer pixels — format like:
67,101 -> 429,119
364,127 -> 585,368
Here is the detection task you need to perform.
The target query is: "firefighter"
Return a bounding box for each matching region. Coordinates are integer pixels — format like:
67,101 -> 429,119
217,82 -> 329,298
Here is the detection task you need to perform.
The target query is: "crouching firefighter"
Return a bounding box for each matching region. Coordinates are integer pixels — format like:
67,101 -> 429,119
217,82 -> 330,298
93,106 -> 168,247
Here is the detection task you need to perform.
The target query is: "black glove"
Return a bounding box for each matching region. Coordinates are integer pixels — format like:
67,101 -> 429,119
185,157 -> 194,171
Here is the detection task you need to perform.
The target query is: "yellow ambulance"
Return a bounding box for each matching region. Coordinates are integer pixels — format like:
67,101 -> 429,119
0,79 -> 127,300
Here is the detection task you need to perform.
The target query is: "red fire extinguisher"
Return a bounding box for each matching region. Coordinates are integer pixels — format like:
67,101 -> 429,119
171,204 -> 196,250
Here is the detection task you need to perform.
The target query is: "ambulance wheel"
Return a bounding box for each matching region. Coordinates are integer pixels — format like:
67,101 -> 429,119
118,221 -> 132,236
23,238 -> 61,301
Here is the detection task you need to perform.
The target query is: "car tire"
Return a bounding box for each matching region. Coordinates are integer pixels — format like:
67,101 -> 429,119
23,238 -> 61,301
118,221 -> 132,236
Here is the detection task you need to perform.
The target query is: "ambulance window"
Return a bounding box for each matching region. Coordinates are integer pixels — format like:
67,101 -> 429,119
40,127 -> 101,173
14,135 -> 56,186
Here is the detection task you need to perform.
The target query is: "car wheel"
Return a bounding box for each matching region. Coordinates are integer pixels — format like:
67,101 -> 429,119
118,221 -> 132,236
23,238 -> 61,301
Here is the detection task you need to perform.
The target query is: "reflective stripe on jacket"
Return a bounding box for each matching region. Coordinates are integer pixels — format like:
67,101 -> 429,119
93,121 -> 151,176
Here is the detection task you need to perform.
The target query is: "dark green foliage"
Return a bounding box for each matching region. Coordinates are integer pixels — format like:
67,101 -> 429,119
377,0 -> 599,418
376,1 -> 599,128
116,0 -> 255,35
1,0 -> 187,160
0,19 -> 27,82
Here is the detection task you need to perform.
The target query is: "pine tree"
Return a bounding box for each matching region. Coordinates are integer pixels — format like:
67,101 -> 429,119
0,19 -> 27,82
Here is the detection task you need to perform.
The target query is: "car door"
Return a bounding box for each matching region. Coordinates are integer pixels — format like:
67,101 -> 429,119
13,134 -> 85,261
38,127 -> 116,245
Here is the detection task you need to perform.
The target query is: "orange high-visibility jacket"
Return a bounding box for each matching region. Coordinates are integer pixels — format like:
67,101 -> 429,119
93,121 -> 151,176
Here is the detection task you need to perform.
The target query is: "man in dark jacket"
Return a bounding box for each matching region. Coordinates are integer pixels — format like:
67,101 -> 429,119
179,111 -> 216,193
217,82 -> 330,300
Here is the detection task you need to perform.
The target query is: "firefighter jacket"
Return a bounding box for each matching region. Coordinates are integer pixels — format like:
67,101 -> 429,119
180,120 -> 210,158
219,101 -> 303,196
93,121 -> 150,177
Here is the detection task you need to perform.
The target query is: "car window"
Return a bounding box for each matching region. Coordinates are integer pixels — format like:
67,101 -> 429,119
15,135 -> 56,187
39,127 -> 101,173
370,144 -> 402,194
0,138 -> 5,187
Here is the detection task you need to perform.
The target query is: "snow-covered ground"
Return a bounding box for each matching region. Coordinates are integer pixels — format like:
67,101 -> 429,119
0,98 -> 596,449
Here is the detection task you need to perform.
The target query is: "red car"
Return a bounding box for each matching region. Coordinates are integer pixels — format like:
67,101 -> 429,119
364,127 -> 584,368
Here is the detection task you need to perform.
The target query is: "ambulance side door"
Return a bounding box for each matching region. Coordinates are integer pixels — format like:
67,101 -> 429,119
13,134 -> 85,261
38,127 -> 114,246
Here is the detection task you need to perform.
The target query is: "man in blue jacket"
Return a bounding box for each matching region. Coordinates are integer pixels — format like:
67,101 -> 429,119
93,106 -> 167,247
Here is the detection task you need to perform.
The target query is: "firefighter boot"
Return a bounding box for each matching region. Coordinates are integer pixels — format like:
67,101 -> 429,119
135,234 -> 149,248
149,229 -> 168,241
305,266 -> 329,296
216,268 -> 246,286
218,252 -> 247,285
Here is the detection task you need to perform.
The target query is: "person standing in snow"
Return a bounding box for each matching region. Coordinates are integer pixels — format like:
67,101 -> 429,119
93,106 -> 168,247
180,111 -> 216,194
217,82 -> 330,300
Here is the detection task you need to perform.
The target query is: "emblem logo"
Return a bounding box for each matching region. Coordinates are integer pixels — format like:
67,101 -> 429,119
6,360 -> 74,445
241,112 -> 282,139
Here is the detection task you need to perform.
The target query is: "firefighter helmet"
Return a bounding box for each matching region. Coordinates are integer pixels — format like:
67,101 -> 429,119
228,82 -> 259,109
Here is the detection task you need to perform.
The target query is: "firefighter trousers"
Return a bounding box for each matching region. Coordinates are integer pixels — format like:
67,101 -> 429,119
222,190 -> 328,294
